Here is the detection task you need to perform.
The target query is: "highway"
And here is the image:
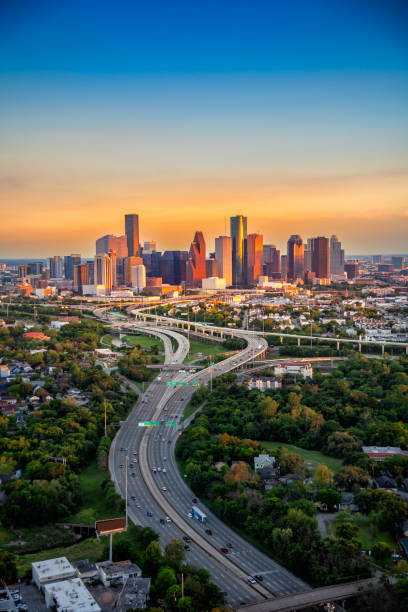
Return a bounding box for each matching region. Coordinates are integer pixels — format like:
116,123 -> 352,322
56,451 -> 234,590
108,314 -> 308,606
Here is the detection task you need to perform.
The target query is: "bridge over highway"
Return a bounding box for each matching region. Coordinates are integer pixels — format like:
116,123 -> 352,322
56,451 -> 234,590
238,578 -> 375,611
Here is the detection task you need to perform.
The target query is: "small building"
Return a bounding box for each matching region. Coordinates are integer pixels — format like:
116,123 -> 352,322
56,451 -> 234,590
72,559 -> 99,584
115,577 -> 151,611
32,557 -> 76,590
362,446 -> 408,462
375,475 -> 398,490
0,365 -> 10,379
44,578 -> 101,611
94,348 -> 119,360
338,492 -> 359,513
23,332 -> 50,341
254,454 -> 276,472
274,362 -> 313,379
96,560 -> 142,587
246,377 -> 282,392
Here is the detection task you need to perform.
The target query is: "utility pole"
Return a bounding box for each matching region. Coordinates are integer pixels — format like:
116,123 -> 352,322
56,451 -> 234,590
181,572 -> 184,598
125,454 -> 129,529
104,399 -> 107,437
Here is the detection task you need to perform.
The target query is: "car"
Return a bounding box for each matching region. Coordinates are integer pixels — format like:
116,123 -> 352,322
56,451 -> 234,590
166,516 -> 171,522
227,543 -> 233,548
205,529 -> 212,535
160,518 -> 165,524
247,576 -> 257,584
136,503 -> 141,508
220,546 -> 228,554
130,495 -> 136,500
152,468 -> 156,472
183,536 -> 191,541
162,468 -> 166,473
192,498 -> 198,503
119,464 -> 124,468
168,440 -> 171,443
157,467 -> 161,472
133,451 -> 137,455
187,512 -> 193,518
162,487 -> 167,491
254,575 -> 263,581
131,472 -> 136,477
147,511 -> 153,517
184,545 -> 190,550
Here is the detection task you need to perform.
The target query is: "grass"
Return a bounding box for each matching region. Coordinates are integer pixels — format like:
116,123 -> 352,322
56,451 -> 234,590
261,441 -> 343,473
1,525 -> 77,554
16,537 -> 105,578
101,333 -> 114,346
67,461 -> 119,523
124,333 -> 164,351
187,338 -> 227,358
331,513 -> 395,549
0,526 -> 14,546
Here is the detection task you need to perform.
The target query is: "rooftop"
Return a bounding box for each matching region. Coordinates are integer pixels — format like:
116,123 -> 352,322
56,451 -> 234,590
32,557 -> 75,580
44,578 -> 100,612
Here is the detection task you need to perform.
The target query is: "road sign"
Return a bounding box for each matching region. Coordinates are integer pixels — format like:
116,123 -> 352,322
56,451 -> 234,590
95,517 -> 126,536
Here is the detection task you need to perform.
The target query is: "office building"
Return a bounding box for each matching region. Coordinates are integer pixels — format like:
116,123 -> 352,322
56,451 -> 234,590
372,255 -> 383,264
43,578 -> 101,611
310,236 -> 330,279
160,251 -> 188,284
143,240 -> 156,253
263,245 -> 280,277
124,256 -> 143,286
18,264 -> 28,279
94,252 -> 115,293
131,264 -> 146,292
186,231 -> 206,289
73,264 -> 88,294
230,215 -> 247,286
206,258 -> 218,278
330,235 -> 345,276
245,233 -> 263,286
142,251 -> 162,277
215,235 -> 232,286
287,235 -> 304,281
64,254 -> 81,280
32,557 -> 76,589
125,214 -> 140,257
95,234 -> 127,258
86,260 -> 94,285
281,254 -> 288,280
28,261 -> 44,276
262,244 -> 273,265
49,256 -> 63,279
378,263 -> 394,273
392,256 -> 405,270
344,261 -> 359,280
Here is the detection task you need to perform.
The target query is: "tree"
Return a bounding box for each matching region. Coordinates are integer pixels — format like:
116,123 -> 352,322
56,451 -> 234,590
143,540 -> 163,578
372,541 -> 392,564
326,431 -> 360,458
335,521 -> 359,540
314,464 -> 334,487
155,566 -> 177,597
0,551 -> 17,583
164,538 -> 185,571
316,489 -> 341,511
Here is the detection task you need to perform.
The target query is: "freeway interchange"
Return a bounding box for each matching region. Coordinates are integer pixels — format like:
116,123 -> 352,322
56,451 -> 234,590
106,311 -> 308,607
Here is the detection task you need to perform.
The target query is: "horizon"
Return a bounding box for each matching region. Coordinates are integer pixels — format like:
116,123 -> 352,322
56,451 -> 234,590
1,0 -> 407,256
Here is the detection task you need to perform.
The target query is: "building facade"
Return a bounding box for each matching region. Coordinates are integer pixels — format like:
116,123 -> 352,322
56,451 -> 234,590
286,235 -> 304,281
230,215 -> 247,286
214,235 -> 232,286
125,214 -> 140,257
186,231 -> 206,289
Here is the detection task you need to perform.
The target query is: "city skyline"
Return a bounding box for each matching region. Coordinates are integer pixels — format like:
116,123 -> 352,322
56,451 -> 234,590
1,1 -> 408,256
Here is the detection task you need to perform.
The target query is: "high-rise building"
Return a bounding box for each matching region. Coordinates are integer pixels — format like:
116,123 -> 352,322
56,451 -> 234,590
310,236 -> 330,279
64,254 -> 81,280
392,256 -> 405,270
124,256 -> 143,285
263,245 -> 280,277
28,261 -> 44,276
206,258 -> 218,278
86,260 -> 95,285
49,256 -> 63,279
131,264 -> 146,292
95,235 -> 128,258
245,234 -> 263,286
73,263 -> 88,294
94,252 -> 115,292
262,244 -> 273,265
160,251 -> 188,284
18,264 -> 28,279
186,231 -> 206,289
230,215 -> 247,286
287,235 -> 304,281
125,214 -> 140,257
281,255 -> 288,280
215,236 -> 232,286
372,255 -> 383,264
330,235 -> 345,276
142,251 -> 162,278
143,240 -> 156,253
344,261 -> 359,280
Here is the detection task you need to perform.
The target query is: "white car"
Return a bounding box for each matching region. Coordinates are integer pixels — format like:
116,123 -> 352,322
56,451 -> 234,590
162,468 -> 167,473
166,516 -> 171,522
187,512 -> 193,518
162,486 -> 167,491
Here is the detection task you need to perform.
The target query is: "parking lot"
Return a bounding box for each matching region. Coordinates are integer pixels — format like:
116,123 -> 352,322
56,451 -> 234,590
8,583 -> 47,612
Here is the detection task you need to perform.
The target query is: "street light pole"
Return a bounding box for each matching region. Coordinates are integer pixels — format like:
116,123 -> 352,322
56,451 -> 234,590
125,454 -> 129,529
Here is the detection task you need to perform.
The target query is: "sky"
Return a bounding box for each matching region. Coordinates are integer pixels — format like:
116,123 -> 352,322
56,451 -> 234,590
1,0 -> 408,257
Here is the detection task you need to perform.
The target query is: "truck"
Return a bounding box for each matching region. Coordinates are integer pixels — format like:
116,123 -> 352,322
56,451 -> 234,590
191,506 -> 207,522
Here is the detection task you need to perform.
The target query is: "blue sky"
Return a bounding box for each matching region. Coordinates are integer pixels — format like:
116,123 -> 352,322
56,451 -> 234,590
0,0 -> 407,256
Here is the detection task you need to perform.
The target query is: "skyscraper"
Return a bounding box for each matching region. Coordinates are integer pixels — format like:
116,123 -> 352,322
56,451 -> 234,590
330,235 -> 345,276
124,256 -> 143,285
160,251 -> 188,284
264,246 -> 280,277
281,255 -> 288,280
49,256 -> 63,279
186,231 -> 206,289
94,252 -> 115,292
206,258 -> 218,278
287,235 -> 304,281
96,235 -> 127,258
64,254 -> 81,280
311,237 -> 330,279
143,240 -> 156,253
73,263 -> 88,294
215,236 -> 232,286
245,234 -> 263,286
230,215 -> 247,286
125,214 -> 140,257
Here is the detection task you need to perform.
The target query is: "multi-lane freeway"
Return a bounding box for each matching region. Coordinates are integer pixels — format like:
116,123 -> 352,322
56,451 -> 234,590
107,312 -> 308,607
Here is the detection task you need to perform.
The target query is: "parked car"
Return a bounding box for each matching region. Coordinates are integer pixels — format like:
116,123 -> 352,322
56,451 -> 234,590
220,546 -> 228,554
